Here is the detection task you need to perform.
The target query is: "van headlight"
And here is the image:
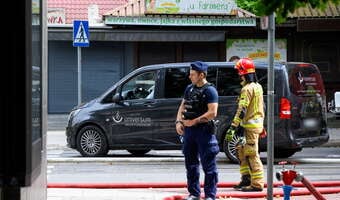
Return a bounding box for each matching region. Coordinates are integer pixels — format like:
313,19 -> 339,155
68,109 -> 81,122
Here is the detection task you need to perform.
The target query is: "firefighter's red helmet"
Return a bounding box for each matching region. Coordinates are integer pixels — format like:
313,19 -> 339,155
234,58 -> 255,76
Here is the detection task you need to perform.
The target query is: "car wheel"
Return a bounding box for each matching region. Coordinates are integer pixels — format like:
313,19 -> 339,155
274,149 -> 297,158
223,133 -> 241,163
76,125 -> 108,157
127,149 -> 151,156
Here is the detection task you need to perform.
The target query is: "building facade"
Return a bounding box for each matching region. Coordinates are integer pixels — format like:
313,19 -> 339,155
48,0 -> 340,113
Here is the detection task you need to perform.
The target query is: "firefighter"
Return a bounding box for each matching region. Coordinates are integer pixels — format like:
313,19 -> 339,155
225,57 -> 265,192
176,61 -> 219,200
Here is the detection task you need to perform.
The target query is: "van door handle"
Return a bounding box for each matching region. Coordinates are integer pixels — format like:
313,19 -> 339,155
143,101 -> 156,107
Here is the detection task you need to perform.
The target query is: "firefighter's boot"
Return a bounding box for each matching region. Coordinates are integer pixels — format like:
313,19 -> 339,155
233,174 -> 251,190
241,185 -> 263,192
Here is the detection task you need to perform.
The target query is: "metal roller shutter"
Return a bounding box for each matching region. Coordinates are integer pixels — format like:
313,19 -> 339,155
48,41 -> 124,113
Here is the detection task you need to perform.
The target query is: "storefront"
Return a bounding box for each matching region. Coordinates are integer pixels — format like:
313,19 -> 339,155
48,0 -> 340,113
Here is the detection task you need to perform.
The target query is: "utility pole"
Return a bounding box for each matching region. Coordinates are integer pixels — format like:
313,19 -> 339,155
267,12 -> 275,200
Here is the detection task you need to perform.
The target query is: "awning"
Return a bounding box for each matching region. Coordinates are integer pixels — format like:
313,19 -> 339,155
48,29 -> 226,42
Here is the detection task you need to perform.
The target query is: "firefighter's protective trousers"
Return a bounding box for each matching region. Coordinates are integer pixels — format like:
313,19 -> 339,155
183,124 -> 219,199
236,128 -> 264,189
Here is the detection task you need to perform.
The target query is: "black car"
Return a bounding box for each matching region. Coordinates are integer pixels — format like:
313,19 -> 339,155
66,62 -> 329,163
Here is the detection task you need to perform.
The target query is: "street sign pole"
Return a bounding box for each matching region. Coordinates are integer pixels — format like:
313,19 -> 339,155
77,47 -> 82,105
267,12 -> 275,200
73,20 -> 89,106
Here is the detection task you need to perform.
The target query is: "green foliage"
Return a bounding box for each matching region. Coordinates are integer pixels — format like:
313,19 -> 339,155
236,0 -> 340,23
236,0 -> 260,14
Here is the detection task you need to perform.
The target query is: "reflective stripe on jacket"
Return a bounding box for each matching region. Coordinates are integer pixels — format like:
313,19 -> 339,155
232,82 -> 264,129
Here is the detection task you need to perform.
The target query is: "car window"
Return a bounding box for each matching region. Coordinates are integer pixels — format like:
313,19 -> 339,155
216,68 -> 241,96
288,64 -> 325,96
206,67 -> 217,87
216,67 -> 268,96
164,67 -> 190,98
256,69 -> 267,95
121,71 -> 156,100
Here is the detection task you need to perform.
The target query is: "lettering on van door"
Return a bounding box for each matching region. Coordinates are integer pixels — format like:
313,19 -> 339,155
124,117 -> 152,127
111,111 -> 152,126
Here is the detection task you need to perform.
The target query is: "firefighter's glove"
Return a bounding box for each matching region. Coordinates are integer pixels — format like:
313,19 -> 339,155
237,136 -> 246,146
225,126 -> 237,142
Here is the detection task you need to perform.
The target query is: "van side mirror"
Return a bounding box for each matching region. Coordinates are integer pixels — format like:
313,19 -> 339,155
112,93 -> 121,103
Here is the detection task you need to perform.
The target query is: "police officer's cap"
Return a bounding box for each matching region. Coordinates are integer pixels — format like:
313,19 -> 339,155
190,61 -> 208,73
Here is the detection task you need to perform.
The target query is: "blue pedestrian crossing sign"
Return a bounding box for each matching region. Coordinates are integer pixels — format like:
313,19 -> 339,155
73,20 -> 90,47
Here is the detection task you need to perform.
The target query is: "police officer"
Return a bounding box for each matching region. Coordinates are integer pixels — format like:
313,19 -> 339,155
176,61 -> 219,200
225,58 -> 265,192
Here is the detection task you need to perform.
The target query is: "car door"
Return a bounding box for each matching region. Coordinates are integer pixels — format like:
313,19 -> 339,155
213,66 -> 240,135
110,70 -> 159,146
152,67 -> 191,148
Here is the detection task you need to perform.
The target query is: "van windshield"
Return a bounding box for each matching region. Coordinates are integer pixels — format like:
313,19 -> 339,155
288,64 -> 325,96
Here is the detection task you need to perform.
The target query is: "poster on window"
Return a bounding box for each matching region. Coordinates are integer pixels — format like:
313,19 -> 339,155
226,39 -> 287,62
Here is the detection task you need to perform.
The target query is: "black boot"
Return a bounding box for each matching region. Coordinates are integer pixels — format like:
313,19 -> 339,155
233,174 -> 251,190
241,185 -> 263,192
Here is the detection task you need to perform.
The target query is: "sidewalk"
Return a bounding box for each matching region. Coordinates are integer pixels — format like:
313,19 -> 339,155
47,178 -> 340,199
48,186 -> 340,200
48,188 -> 181,200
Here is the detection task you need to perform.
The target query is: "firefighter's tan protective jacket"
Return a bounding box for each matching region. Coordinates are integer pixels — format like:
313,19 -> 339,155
231,82 -> 264,130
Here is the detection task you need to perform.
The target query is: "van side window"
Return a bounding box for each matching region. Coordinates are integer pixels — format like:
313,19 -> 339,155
216,68 -> 241,96
207,68 -> 217,86
256,69 -> 268,95
164,67 -> 190,98
121,71 -> 156,100
288,65 -> 324,96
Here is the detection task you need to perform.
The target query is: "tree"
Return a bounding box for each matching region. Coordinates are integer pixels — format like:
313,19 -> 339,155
236,0 -> 340,22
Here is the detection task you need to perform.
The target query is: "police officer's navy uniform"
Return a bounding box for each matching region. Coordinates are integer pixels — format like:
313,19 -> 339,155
181,66 -> 219,199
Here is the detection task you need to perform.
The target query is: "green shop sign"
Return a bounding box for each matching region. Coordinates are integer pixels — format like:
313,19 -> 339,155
105,16 -> 256,27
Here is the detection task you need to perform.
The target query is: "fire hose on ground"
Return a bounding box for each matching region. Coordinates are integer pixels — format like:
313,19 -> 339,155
48,180 -> 340,199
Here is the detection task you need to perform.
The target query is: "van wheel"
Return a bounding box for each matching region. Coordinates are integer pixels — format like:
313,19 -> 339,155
274,149 -> 297,158
222,134 -> 240,164
76,125 -> 108,157
127,149 -> 151,156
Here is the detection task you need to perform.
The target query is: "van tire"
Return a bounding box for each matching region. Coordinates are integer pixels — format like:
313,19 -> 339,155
274,149 -> 297,158
76,125 -> 108,157
127,149 -> 151,156
222,134 -> 241,164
